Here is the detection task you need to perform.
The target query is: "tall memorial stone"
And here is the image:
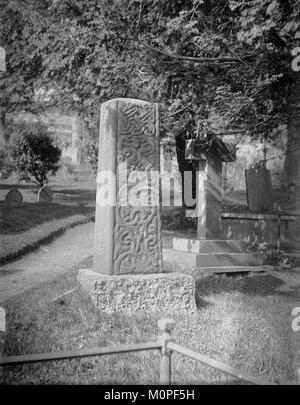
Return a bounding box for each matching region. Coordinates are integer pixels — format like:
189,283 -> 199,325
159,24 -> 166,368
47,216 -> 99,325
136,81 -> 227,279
93,98 -> 162,275
79,98 -> 195,313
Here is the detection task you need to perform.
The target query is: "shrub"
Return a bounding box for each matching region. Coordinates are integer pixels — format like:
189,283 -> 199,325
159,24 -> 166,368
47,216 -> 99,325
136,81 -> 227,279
8,123 -> 61,187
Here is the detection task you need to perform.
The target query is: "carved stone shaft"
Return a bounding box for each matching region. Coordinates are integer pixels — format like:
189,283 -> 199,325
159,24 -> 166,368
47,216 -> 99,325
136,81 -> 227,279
93,98 -> 162,275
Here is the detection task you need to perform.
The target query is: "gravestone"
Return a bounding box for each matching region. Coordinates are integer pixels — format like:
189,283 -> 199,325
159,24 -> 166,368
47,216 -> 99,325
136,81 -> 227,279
5,187 -> 23,206
38,186 -> 53,202
245,165 -> 273,211
79,98 -> 196,313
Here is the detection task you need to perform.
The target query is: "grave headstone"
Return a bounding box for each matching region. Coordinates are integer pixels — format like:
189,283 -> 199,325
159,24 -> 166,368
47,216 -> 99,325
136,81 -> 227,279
5,187 -> 23,206
245,165 -> 273,211
38,186 -> 53,202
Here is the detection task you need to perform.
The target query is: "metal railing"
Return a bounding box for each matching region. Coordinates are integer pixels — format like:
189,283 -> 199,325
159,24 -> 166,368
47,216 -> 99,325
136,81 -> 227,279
0,318 -> 289,385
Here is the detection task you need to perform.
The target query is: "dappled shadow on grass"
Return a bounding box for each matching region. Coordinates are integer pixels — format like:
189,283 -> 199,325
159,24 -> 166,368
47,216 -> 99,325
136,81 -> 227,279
0,183 -> 34,191
275,286 -> 300,300
0,269 -> 25,277
195,293 -> 212,310
195,273 -> 284,298
1,201 -> 94,235
54,188 -> 96,206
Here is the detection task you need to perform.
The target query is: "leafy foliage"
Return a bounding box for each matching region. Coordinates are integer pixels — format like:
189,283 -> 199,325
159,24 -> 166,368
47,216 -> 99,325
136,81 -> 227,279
0,148 -> 14,178
8,123 -> 61,186
0,0 -> 299,146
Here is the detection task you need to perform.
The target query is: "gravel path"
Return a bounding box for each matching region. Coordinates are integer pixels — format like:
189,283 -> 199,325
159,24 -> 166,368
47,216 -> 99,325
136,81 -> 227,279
0,222 -> 94,304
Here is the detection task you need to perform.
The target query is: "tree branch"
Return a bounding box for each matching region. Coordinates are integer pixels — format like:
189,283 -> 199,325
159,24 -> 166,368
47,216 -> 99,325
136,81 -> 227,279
136,38 -> 263,65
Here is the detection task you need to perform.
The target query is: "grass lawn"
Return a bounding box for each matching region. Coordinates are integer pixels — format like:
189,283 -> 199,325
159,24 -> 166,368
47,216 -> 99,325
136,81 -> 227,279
0,171 -> 194,262
0,171 -> 96,262
0,257 -> 299,385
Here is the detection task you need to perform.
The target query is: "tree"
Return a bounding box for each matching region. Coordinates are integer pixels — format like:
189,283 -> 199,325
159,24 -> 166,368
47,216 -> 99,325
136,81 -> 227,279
1,0 -> 299,188
8,123 -> 61,186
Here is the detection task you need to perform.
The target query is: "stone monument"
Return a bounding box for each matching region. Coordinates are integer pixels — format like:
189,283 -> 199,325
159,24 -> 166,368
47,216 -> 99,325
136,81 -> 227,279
79,98 -> 196,313
245,164 -> 273,211
163,137 -> 269,275
93,98 -> 162,275
5,187 -> 23,206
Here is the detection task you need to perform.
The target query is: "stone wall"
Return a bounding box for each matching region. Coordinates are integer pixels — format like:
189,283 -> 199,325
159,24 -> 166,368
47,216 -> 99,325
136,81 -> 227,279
221,212 -> 299,243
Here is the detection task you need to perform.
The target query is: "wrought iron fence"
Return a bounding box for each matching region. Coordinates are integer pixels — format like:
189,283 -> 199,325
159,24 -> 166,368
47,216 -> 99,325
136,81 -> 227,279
0,318 -> 293,385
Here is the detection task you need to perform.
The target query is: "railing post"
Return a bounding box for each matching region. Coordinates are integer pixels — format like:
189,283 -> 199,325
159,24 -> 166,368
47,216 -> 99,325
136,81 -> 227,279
157,318 -> 176,385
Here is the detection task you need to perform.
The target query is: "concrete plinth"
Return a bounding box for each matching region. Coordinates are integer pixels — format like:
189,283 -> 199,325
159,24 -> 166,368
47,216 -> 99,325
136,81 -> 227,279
78,269 -> 196,313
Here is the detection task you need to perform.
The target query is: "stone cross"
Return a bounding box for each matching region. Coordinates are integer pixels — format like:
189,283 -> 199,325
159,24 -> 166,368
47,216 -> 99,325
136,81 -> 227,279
93,98 -> 162,275
185,138 -> 236,240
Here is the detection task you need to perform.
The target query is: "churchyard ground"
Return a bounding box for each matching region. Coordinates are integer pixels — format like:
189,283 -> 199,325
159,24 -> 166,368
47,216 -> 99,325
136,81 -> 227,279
0,255 -> 299,384
1,170 -> 299,384
0,170 -> 95,263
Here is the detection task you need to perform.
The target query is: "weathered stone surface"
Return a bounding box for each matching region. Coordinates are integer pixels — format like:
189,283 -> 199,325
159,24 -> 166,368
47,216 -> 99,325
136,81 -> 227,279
173,237 -> 246,253
245,166 -> 273,211
197,156 -> 223,239
5,187 -> 23,206
221,212 -> 298,243
184,139 -> 226,240
93,98 -> 162,275
38,186 -> 53,202
163,248 -> 270,276
78,269 -> 196,313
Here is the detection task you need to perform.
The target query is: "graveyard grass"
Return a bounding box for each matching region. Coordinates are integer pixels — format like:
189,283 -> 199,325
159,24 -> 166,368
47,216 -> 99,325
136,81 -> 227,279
1,256 -> 299,385
0,172 -> 95,262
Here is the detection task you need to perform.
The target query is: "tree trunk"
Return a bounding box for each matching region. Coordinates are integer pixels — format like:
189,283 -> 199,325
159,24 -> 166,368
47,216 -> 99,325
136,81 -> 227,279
0,107 -> 7,147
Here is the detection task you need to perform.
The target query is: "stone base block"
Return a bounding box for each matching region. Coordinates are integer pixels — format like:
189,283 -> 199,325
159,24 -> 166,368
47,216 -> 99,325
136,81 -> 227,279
163,248 -> 270,276
78,269 -> 196,313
